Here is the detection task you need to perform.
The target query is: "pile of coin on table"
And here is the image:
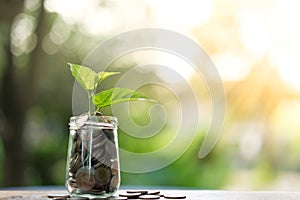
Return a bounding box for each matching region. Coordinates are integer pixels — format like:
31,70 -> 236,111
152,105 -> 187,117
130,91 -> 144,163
66,119 -> 120,196
118,190 -> 186,199
48,190 -> 186,200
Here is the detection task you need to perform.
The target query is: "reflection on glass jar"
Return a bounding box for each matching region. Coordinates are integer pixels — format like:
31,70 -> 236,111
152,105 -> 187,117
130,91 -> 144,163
66,115 -> 120,198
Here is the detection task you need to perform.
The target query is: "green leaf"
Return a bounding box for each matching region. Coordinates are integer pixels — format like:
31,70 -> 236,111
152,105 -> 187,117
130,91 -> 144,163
68,63 -> 120,92
98,71 -> 120,83
93,88 -> 157,110
68,63 -> 98,91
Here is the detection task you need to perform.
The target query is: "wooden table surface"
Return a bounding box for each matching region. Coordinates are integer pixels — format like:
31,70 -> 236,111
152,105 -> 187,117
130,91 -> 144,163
1,189 -> 300,200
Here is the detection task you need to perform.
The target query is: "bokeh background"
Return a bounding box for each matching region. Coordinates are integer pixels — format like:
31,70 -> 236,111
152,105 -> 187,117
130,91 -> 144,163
1,0 -> 300,190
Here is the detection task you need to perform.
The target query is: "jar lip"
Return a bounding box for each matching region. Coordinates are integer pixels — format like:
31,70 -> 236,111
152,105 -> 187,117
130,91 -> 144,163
69,115 -> 118,128
70,115 -> 117,121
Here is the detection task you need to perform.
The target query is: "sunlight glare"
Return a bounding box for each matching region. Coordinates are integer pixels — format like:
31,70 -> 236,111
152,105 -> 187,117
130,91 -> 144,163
82,8 -> 116,35
238,11 -> 270,59
272,55 -> 300,91
44,0 -> 99,24
212,53 -> 251,81
146,0 -> 214,30
267,0 -> 300,91
154,52 -> 194,84
237,0 -> 300,90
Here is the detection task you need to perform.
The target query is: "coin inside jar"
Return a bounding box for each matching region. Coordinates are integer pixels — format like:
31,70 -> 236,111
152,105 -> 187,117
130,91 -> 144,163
75,167 -> 96,191
69,152 -> 82,174
109,175 -> 119,191
95,166 -> 111,186
111,161 -> 119,175
105,141 -> 117,159
79,129 -> 92,141
92,146 -> 105,162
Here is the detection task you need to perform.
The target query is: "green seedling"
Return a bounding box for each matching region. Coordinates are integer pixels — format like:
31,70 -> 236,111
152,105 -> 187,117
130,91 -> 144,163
68,63 -> 156,116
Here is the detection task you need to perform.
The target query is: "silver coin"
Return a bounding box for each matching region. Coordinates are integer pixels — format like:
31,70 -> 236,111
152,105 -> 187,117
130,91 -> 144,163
92,145 -> 105,161
126,190 -> 148,195
93,160 -> 103,169
139,194 -> 161,199
75,114 -> 89,125
119,192 -> 142,198
69,153 -> 82,174
105,197 -> 127,200
67,197 -> 89,200
105,142 -> 117,158
147,191 -> 160,195
163,194 -> 186,199
47,194 -> 70,199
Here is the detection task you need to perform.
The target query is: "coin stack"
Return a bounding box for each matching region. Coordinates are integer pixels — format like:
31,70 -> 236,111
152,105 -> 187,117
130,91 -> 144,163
66,116 -> 120,197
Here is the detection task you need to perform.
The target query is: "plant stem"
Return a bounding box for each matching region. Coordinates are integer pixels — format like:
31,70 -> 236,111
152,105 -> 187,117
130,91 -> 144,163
88,91 -> 94,116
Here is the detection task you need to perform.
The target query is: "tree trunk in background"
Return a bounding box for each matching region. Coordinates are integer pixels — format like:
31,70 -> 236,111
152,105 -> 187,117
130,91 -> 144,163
0,0 -> 25,187
1,45 -> 27,185
0,0 -> 47,186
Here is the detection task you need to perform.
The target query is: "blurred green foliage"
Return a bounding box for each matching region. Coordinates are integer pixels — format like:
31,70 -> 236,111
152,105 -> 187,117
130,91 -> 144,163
121,131 -> 231,188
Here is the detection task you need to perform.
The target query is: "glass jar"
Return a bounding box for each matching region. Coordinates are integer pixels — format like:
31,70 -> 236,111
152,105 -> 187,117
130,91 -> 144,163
65,115 -> 120,198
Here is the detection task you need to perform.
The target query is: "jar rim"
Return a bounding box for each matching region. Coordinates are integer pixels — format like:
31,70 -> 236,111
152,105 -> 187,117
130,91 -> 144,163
70,115 -> 117,121
69,115 -> 118,129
